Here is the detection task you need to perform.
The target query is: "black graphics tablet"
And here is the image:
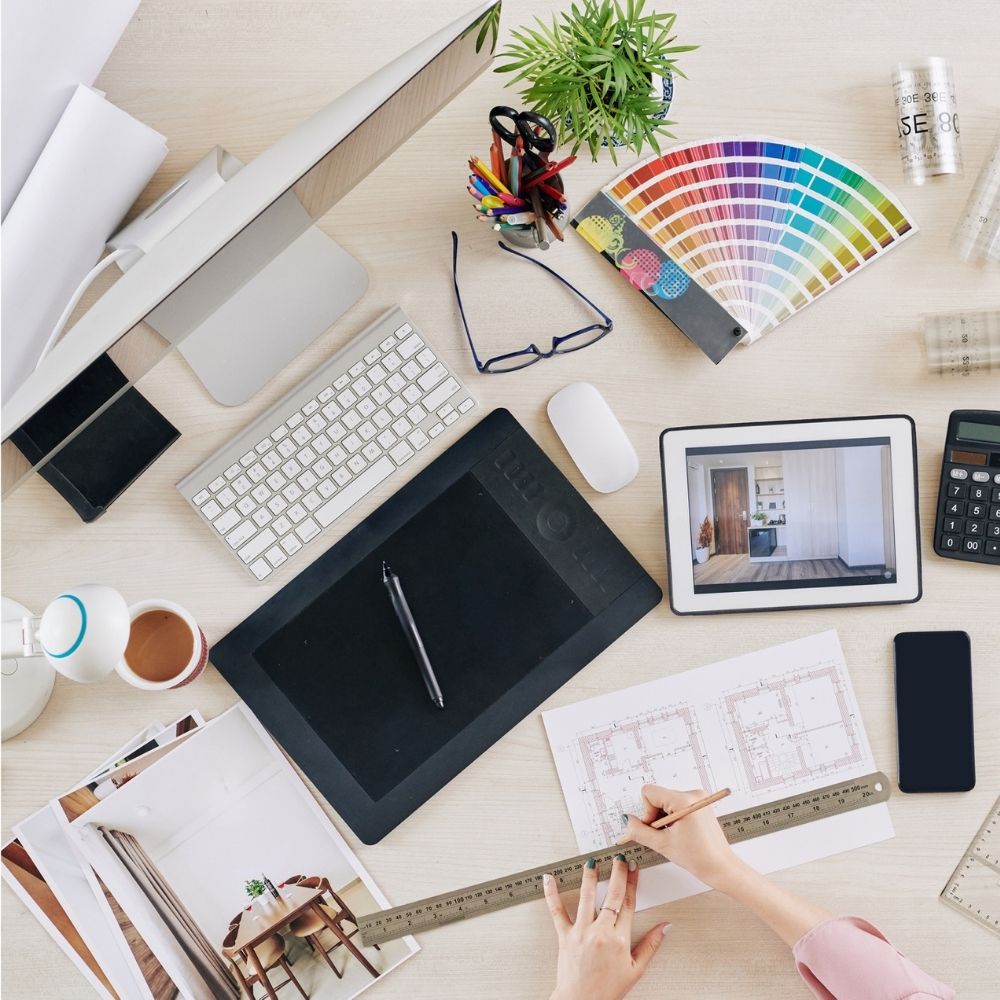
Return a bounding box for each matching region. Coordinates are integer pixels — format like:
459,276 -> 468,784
211,409 -> 661,843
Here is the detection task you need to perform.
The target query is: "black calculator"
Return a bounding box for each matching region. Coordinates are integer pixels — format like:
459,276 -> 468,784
935,409 -> 1000,564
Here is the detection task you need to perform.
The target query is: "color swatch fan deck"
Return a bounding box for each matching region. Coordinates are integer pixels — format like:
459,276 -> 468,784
572,137 -> 918,363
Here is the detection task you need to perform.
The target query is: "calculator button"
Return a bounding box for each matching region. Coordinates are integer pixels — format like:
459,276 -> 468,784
993,488 -> 1000,503
965,520 -> 985,536
947,482 -> 968,499
988,523 -> 1000,538
949,468 -> 969,480
995,473 -> 1000,485
968,502 -> 986,518
972,471 -> 991,482
987,539 -> 1000,556
941,517 -> 963,533
944,500 -> 965,517
963,538 -> 983,554
969,485 -> 988,502
992,506 -> 1000,520
938,534 -> 960,551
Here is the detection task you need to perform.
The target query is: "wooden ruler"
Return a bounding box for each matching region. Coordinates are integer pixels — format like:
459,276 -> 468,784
940,794 -> 1000,938
359,771 -> 890,945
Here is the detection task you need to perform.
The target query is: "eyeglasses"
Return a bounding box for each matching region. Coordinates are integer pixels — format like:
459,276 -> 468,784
451,231 -> 614,374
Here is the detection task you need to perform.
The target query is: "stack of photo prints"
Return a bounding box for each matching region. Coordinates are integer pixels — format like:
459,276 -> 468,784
2,704 -> 417,999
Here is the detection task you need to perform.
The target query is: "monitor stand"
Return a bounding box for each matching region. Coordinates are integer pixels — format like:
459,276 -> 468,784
108,148 -> 368,407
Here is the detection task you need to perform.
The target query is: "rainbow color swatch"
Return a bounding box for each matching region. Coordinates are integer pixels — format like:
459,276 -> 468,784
585,136 -> 918,343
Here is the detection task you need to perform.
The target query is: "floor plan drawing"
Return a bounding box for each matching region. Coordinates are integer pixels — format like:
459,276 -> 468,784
542,631 -> 894,909
558,704 -> 715,847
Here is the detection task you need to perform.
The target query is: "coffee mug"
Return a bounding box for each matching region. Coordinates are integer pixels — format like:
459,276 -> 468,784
116,600 -> 209,690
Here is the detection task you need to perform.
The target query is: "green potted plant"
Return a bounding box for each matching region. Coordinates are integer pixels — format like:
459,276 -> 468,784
752,511 -> 767,524
695,515 -> 712,564
245,878 -> 268,908
495,0 -> 696,162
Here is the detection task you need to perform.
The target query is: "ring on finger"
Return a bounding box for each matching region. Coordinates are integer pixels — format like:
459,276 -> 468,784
600,905 -> 620,922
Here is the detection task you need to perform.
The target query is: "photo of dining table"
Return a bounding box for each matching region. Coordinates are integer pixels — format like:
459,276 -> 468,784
226,884 -> 380,1000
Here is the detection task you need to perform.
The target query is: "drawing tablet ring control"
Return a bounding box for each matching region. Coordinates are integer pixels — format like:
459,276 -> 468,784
660,415 -> 921,614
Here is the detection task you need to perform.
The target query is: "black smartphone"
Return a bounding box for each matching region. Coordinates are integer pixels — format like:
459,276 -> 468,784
893,631 -> 975,793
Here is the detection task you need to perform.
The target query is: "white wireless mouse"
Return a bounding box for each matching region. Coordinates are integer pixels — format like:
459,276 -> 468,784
547,383 -> 639,493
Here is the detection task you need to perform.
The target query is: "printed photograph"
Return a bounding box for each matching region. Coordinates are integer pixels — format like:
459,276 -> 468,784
685,439 -> 897,592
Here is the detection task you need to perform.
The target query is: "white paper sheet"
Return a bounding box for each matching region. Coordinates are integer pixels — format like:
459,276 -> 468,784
1,0 -> 141,216
542,630 -> 894,910
0,83 -> 167,401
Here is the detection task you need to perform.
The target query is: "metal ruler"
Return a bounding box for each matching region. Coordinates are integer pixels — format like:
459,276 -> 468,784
940,794 -> 1000,938
359,771 -> 890,945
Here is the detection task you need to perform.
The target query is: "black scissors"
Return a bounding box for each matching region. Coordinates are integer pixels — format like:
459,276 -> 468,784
489,105 -> 557,163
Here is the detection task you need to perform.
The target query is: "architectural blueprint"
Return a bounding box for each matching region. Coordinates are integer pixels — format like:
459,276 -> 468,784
543,630 -> 893,909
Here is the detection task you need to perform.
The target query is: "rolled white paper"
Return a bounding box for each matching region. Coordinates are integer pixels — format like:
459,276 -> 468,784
1,84 -> 167,402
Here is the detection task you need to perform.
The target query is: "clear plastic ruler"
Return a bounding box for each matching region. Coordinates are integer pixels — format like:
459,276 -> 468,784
954,128 -> 1000,263
940,795 -> 1000,937
924,309 -> 1000,377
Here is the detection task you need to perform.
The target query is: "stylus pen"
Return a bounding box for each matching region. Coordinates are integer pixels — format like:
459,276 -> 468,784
382,562 -> 445,710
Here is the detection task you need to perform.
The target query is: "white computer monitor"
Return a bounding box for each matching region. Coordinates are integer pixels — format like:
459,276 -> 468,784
1,1 -> 500,455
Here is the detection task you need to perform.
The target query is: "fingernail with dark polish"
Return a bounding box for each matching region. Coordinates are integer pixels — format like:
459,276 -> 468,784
585,858 -> 596,870
614,853 -> 626,863
620,813 -> 628,825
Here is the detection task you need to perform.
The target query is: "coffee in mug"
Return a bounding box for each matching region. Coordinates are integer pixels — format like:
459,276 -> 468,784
117,600 -> 208,690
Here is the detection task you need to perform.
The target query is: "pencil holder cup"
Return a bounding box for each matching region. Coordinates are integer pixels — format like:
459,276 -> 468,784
500,174 -> 569,252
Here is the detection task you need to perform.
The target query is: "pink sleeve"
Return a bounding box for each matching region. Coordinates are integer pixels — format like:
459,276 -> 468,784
793,916 -> 954,1000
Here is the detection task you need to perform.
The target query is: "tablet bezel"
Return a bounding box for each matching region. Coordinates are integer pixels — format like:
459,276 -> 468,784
660,415 -> 921,614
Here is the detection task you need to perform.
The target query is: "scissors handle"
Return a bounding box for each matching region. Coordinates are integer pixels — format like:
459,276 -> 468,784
489,106 -> 557,154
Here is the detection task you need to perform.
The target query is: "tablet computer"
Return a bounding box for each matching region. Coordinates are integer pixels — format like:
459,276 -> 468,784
660,416 -> 921,614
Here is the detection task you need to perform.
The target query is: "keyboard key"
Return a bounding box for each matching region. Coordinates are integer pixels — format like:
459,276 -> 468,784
282,483 -> 303,502
377,430 -> 397,449
395,322 -> 413,337
349,361 -> 366,378
402,360 -> 421,380
408,429 -> 429,450
292,426 -> 311,446
314,458 -> 333,478
296,518 -> 320,543
237,496 -> 256,516
255,438 -> 272,454
938,533 -> 960,551
298,470 -> 318,491
344,433 -> 363,453
201,499 -> 222,521
298,446 -> 316,468
972,470 -> 991,482
369,364 -> 388,384
287,412 -> 304,428
303,399 -> 320,416
379,335 -> 397,351
214,509 -> 241,534
267,497 -> 288,516
328,422 -> 346,443
388,397 -> 407,417
209,476 -> 227,493
437,404 -> 454,420
281,459 -> 302,479
318,479 -> 337,499
271,425 -> 289,442
428,422 -> 444,438
387,372 -> 406,393
307,414 -> 326,434
424,377 -> 460,412
318,386 -> 335,403
398,333 -> 423,358
407,404 -> 427,424
226,520 -> 257,548
217,487 -> 238,508
372,385 -> 392,406
266,472 -> 287,491
417,362 -> 447,391
402,384 -> 421,404
316,457 -> 396,527
281,535 -> 302,556
252,508 -> 272,528
263,451 -> 282,471
343,411 -> 361,431
373,408 -> 392,428
240,450 -> 257,467
287,503 -> 307,524
963,537 -> 982,553
362,442 -> 382,462
273,515 -> 292,536
239,528 -> 277,563
192,489 -> 211,506
303,490 -> 322,512
277,439 -> 296,458
333,467 -> 353,486
390,442 -> 414,465
249,558 -> 272,581
444,411 -> 459,425
458,397 -> 475,413
247,463 -> 267,483
358,398 -> 376,418
225,463 -> 242,480
333,373 -> 350,390
416,347 -> 436,368
358,420 -> 377,441
949,468 -> 969,480
337,389 -> 358,408
312,434 -> 332,455
941,517 -> 962,533
383,351 -> 402,372
392,417 -> 412,437
265,546 -> 287,568
364,348 -> 381,365
352,376 -> 373,396
347,454 -> 368,474
328,445 -> 348,466
321,401 -> 342,421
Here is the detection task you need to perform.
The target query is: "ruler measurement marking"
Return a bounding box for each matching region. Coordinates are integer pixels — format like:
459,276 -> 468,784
359,772 -> 890,945
939,795 -> 1000,937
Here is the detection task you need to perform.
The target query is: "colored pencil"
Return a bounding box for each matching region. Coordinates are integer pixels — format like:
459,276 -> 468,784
650,788 -> 731,830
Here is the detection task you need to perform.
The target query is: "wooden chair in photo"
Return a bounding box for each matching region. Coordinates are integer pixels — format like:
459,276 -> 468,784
282,875 -> 379,980
222,926 -> 308,999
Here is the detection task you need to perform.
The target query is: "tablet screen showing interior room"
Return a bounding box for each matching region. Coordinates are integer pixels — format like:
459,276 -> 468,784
685,437 -> 897,593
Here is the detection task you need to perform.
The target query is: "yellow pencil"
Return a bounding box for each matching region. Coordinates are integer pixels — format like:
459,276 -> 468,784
469,156 -> 512,196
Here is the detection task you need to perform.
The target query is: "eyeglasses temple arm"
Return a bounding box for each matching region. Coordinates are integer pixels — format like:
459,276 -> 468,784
451,231 -> 487,372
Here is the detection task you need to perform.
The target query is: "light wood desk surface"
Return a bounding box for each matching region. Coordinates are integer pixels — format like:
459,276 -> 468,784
3,2 -> 998,997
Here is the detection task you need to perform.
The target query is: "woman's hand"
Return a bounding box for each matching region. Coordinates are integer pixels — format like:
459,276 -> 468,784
620,786 -> 744,891
543,854 -> 670,1000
